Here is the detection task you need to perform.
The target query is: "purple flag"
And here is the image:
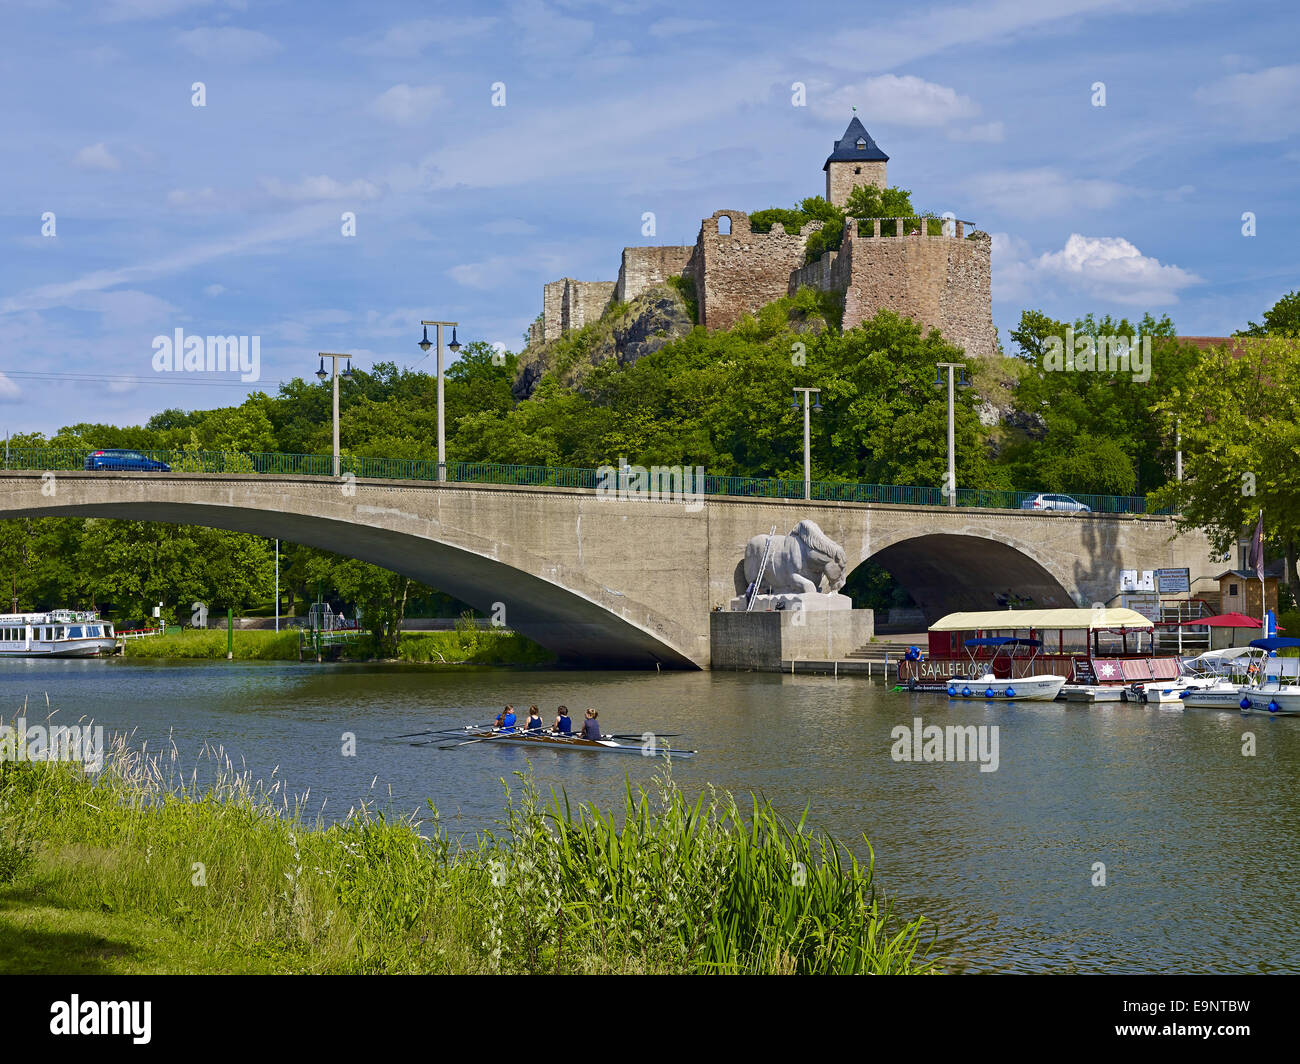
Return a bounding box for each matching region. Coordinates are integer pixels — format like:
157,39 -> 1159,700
1248,510 -> 1265,582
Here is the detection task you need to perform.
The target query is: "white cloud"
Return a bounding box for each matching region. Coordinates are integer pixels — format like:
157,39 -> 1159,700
815,75 -> 981,127
1194,65 -> 1300,140
947,121 -> 1004,143
449,257 -> 519,290
968,168 -> 1130,218
353,17 -> 498,57
372,84 -> 444,126
510,0 -> 595,57
204,284 -> 226,297
101,0 -> 218,21
175,27 -> 281,62
995,233 -> 1202,306
260,176 -> 381,202
0,374 -> 20,401
74,143 -> 121,171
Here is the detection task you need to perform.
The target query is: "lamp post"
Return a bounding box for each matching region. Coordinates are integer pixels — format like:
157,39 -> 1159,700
315,352 -> 355,478
934,362 -> 967,507
791,387 -> 822,501
418,320 -> 461,482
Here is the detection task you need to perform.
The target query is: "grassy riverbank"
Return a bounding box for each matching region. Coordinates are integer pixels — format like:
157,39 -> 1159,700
119,628 -> 555,666
0,732 -> 935,975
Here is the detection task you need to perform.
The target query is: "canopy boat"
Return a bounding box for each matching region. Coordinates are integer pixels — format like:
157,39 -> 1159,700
900,608 -> 1173,700
943,638 -> 1066,701
429,726 -> 697,757
1240,638 -> 1300,716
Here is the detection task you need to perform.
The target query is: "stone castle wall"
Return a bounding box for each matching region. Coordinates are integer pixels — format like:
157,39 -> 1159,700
694,211 -> 823,331
830,219 -> 996,358
536,278 -> 617,342
616,246 -> 695,303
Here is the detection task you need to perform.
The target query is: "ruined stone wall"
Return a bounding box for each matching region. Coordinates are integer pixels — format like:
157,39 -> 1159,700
788,250 -> 839,294
695,211 -> 820,331
537,278 -> 616,342
567,280 -> 616,331
832,219 -> 996,359
826,160 -> 886,207
615,246 -> 694,303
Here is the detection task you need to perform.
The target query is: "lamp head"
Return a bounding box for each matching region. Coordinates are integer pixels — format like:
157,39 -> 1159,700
813,399 -> 823,414
315,358 -> 327,381
418,325 -> 432,352
447,326 -> 461,354
342,359 -> 354,382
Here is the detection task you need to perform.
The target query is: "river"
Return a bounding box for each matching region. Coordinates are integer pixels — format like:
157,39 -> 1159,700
4,656 -> 1298,974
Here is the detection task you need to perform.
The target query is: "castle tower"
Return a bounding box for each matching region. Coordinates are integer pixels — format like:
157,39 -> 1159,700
823,116 -> 888,207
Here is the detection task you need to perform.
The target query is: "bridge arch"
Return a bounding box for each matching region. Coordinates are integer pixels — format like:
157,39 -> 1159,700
851,530 -> 1078,624
0,473 -> 702,668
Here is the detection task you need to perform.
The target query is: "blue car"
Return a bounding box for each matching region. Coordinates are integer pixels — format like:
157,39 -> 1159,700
83,449 -> 171,472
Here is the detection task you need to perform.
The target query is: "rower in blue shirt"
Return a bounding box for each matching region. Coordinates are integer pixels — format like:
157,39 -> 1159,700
494,705 -> 517,733
553,706 -> 572,734
524,705 -> 544,733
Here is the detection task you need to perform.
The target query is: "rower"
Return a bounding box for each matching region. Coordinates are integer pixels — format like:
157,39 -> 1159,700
524,705 -> 544,733
580,708 -> 601,741
553,705 -> 572,734
495,705 -> 517,733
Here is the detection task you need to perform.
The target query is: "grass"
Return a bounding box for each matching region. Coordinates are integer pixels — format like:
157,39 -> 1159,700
119,628 -> 555,666
0,724 -> 937,975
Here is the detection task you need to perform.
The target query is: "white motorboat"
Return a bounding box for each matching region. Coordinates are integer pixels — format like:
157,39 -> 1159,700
946,671 -> 1066,702
0,610 -> 116,657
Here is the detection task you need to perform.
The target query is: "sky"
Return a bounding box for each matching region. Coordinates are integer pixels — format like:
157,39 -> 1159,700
1,0 -> 1297,434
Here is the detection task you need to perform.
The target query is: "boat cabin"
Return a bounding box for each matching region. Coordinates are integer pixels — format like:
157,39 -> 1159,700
899,607 -> 1179,685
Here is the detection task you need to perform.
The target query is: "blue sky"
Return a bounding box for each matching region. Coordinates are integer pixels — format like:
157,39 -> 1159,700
1,0 -> 1296,434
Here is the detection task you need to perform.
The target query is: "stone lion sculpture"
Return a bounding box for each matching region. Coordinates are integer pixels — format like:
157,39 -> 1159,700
733,520 -> 848,598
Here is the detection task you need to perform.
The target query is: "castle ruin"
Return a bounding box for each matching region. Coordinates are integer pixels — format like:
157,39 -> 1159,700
529,118 -> 996,360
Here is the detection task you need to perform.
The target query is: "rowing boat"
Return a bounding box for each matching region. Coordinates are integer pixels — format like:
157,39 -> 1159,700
441,728 -> 696,757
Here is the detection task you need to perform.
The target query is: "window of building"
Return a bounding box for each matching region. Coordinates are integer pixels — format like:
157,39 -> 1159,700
854,167 -> 861,174
1229,583 -> 1239,596
856,138 -> 866,149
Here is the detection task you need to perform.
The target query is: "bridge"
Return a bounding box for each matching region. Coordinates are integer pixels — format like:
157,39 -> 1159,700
0,455 -> 1218,668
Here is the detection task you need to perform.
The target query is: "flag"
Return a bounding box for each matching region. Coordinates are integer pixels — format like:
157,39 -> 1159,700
1248,509 -> 1265,582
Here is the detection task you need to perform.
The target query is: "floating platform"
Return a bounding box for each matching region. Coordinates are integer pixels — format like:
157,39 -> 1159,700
1058,684 -> 1126,703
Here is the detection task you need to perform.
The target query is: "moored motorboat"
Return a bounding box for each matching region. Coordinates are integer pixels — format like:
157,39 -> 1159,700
946,671 -> 1066,702
0,610 -> 116,657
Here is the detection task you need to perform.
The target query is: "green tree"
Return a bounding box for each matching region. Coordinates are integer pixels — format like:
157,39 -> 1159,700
1238,290 -> 1300,338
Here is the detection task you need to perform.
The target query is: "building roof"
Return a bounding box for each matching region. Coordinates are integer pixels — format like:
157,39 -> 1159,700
1216,569 -> 1281,582
823,117 -> 888,170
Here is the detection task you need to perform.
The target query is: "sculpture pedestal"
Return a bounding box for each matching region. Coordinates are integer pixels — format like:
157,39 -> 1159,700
710,606 -> 874,670
727,592 -> 854,613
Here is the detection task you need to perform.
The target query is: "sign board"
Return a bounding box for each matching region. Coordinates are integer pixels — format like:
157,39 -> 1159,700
1120,570 -> 1155,592
1155,567 -> 1190,595
1122,593 -> 1161,622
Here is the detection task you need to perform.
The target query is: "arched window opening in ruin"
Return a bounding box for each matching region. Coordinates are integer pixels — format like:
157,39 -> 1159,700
854,166 -> 861,174
718,215 -> 732,235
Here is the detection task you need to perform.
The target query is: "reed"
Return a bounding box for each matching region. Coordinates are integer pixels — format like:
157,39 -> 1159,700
0,720 -> 935,974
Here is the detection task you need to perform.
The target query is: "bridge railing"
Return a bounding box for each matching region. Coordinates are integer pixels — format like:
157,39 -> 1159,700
0,448 -> 1158,514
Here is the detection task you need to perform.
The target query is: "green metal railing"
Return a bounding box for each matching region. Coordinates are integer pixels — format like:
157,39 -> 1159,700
0,448 -> 1158,515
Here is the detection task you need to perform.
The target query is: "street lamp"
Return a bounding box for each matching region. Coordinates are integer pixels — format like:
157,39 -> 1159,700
934,362 -> 968,507
316,352 -> 356,478
417,320 -> 461,482
792,387 -> 822,501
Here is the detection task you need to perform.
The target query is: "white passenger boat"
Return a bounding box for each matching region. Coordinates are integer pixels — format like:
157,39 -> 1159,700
0,610 -> 117,657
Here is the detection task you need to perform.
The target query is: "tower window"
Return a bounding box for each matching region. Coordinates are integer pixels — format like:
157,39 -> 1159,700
854,167 -> 861,174
856,138 -> 866,149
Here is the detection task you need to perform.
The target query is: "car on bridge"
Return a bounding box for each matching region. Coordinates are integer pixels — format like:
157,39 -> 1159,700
83,449 -> 172,472
1020,492 -> 1091,513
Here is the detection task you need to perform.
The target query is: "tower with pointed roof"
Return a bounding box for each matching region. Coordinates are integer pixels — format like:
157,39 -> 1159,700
824,116 -> 888,207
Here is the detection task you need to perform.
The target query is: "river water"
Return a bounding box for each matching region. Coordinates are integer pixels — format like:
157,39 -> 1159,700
4,657 -> 1298,974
